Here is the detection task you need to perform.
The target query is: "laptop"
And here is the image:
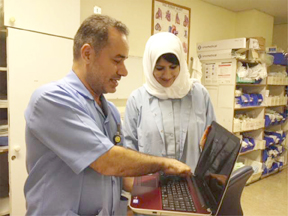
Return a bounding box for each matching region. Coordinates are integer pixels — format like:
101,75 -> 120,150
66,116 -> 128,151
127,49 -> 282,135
129,121 -> 241,216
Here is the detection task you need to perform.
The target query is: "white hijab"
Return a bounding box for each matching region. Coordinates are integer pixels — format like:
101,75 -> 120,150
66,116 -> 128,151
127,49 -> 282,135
143,32 -> 194,99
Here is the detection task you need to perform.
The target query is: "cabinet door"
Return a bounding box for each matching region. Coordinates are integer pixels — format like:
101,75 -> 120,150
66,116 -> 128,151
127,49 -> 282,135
4,0 -> 80,38
7,27 -> 74,215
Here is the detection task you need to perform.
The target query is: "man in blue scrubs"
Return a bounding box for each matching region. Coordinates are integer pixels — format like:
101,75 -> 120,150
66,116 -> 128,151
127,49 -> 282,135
24,14 -> 191,216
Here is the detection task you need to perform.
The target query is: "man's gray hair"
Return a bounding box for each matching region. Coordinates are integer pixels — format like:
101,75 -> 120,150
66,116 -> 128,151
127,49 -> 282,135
73,14 -> 129,60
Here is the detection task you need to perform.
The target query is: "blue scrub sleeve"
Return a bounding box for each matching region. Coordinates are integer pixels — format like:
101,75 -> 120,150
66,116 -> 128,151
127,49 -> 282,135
123,93 -> 140,151
25,90 -> 114,174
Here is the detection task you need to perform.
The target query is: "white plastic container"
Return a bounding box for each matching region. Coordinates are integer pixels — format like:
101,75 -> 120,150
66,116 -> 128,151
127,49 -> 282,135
238,157 -> 263,184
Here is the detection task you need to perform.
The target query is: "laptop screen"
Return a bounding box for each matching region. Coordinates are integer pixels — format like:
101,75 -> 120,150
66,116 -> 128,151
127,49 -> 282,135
194,121 -> 241,215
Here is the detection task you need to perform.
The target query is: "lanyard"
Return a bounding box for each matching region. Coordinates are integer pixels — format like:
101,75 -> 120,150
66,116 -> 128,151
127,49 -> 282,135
110,109 -> 122,145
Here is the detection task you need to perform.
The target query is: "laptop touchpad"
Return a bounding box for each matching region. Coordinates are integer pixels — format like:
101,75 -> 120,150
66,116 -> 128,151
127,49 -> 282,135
132,174 -> 158,195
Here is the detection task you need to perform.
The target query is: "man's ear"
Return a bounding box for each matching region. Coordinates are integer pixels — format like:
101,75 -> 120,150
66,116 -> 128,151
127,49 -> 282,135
81,43 -> 93,63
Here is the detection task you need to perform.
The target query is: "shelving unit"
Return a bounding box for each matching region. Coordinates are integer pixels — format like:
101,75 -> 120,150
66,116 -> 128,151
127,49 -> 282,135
200,42 -> 287,185
261,52 -> 288,177
0,26 -> 9,215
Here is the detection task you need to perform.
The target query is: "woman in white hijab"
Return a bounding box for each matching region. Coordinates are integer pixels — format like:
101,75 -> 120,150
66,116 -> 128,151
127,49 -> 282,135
123,32 -> 216,172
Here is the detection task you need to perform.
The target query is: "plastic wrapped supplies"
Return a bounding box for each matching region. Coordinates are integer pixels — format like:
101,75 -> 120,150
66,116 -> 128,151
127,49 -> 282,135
260,53 -> 274,67
237,62 -> 267,83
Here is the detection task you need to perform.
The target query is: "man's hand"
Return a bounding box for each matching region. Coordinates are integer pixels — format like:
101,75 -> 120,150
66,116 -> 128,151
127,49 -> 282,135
91,146 -> 191,177
200,125 -> 212,151
209,173 -> 227,185
162,158 -> 192,177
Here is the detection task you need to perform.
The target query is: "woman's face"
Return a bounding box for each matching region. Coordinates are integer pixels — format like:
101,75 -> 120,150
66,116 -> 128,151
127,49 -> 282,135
153,57 -> 180,87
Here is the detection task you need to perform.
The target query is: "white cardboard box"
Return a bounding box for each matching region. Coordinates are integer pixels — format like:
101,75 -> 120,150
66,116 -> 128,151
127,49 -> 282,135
247,38 -> 260,49
197,38 -> 246,52
198,49 -> 234,61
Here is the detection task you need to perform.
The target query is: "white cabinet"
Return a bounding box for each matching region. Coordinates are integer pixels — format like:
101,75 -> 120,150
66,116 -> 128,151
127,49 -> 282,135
4,0 -> 80,38
2,1 -> 80,214
7,28 -> 75,215
201,58 -> 237,131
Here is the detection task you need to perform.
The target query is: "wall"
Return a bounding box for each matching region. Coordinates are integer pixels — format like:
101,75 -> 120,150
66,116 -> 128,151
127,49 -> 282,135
80,2 -> 276,112
273,24 -> 288,52
167,0 -> 236,57
80,0 -> 236,112
81,0 -> 236,60
81,0 -> 153,113
81,0 -> 151,57
236,9 -> 274,47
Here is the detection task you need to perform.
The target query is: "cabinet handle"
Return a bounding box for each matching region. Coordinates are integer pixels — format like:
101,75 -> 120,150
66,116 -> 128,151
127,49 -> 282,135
14,145 -> 21,152
11,155 -> 16,160
9,17 -> 16,24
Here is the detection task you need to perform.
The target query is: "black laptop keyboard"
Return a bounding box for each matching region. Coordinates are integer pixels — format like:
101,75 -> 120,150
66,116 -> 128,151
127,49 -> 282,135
160,175 -> 196,212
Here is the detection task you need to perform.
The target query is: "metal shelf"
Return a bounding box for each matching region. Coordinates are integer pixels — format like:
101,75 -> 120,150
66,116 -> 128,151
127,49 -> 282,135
236,84 -> 266,86
239,148 -> 261,155
266,104 -> 287,107
0,103 -> 8,108
261,169 -> 282,179
235,106 -> 266,110
0,67 -> 7,72
233,127 -> 264,133
0,146 -> 8,154
0,197 -> 10,215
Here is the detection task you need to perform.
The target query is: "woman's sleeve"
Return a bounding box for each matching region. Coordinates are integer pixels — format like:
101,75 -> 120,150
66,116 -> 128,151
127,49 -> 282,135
123,93 -> 141,151
203,87 -> 217,128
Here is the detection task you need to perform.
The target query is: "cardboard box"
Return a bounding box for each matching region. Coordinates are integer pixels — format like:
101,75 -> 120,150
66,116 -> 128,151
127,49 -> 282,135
247,38 -> 260,49
248,37 -> 266,51
197,38 -> 246,52
248,49 -> 259,61
198,49 -> 235,60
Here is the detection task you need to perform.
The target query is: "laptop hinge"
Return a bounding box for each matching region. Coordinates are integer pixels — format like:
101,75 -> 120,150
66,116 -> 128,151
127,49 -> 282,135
191,175 -> 210,210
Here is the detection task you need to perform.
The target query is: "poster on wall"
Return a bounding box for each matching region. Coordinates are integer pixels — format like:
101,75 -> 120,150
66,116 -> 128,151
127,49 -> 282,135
152,0 -> 191,62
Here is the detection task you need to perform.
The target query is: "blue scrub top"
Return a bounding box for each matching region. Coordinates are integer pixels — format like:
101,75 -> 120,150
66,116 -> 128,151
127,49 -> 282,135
123,83 -> 216,172
24,71 -> 125,216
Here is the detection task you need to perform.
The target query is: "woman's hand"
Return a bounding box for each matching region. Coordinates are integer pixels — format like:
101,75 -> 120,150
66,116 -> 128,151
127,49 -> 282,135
123,177 -> 134,193
200,125 -> 212,151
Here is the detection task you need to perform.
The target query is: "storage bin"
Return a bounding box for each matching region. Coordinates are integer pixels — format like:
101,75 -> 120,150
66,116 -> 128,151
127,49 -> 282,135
233,121 -> 242,132
255,140 -> 266,150
238,157 -> 263,184
268,53 -> 288,66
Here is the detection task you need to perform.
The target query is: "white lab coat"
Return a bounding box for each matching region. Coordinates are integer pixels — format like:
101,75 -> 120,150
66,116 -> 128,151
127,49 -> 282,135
123,83 -> 216,172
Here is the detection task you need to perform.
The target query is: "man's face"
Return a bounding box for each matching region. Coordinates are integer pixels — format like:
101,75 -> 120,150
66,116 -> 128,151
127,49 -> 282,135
86,28 -> 129,96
